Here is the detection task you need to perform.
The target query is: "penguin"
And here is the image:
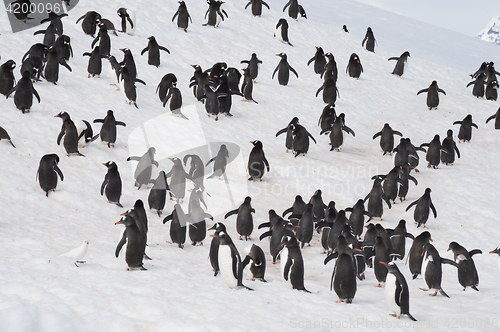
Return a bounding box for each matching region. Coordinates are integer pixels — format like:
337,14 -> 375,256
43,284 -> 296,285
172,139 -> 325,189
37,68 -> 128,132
59,240 -> 89,267
10,0 -> 34,22
274,236 -> 310,292
20,55 -> 43,82
417,81 -> 446,110
75,11 -> 101,37
275,19 -> 293,46
420,243 -> 458,297
372,123 -> 403,156
188,188 -> 212,246
44,47 -> 72,85
375,224 -> 395,252
447,242 -> 482,291
166,157 -> 189,202
206,144 -> 230,179
101,161 -> 122,207
37,154 -> 63,197
55,112 -> 84,157
489,247 -> 500,278
453,114 -> 478,142
272,53 -> 298,86
486,80 -> 498,101
203,0 -> 228,28
225,196 -> 255,240
115,214 -> 146,271
346,53 -> 363,79
216,73 -> 238,117
318,105 -> 336,134
172,1 -> 192,32
119,48 -> 137,81
260,212 -> 289,261
91,23 -> 111,57
126,200 -> 149,254
316,73 -> 339,106
440,130 -> 460,165
282,195 -> 307,219
33,23 -> 56,48
92,110 -> 126,148
208,222 -> 226,275
292,123 -> 317,157
241,53 -> 262,82
117,8 -> 135,35
373,167 -> 403,204
362,27 -> 376,52
241,67 -> 258,103
163,83 -> 188,119
370,237 -> 392,286
398,164 -> 417,202
466,73 -> 486,98
339,227 -> 366,280
100,18 -> 118,36
0,126 -> 15,148
486,107 -> 500,129
295,203 -> 314,248
200,84 -> 227,121
362,223 -> 377,268
471,62 -> 488,78
248,140 -> 270,181
242,244 -> 266,282
405,188 -> 436,228
325,252 -> 357,303
307,47 -> 326,76
386,220 -> 414,260
325,210 -> 348,253
183,154 -> 205,191
388,51 -> 410,77
283,0 -> 306,20
6,71 -> 40,113
420,135 -> 447,169
53,35 -> 73,63
320,113 -> 355,151
127,147 -> 158,189
119,66 -> 146,108
82,46 -> 103,78
308,189 -> 327,223
408,231 -> 432,279
0,60 -> 16,96
107,56 -> 121,86
342,25 -> 349,33
404,138 -> 424,171
226,67 -> 242,94
245,0 -> 270,17
276,117 -> 298,153
189,67 -> 212,103
381,262 -> 417,321
345,199 -> 372,238
364,177 -> 391,219
141,36 -> 170,68
22,43 -> 49,64
322,53 -> 338,81
163,204 -> 187,249
485,62 -> 500,84
157,73 -> 177,103
148,171 -> 168,217
392,139 -> 411,168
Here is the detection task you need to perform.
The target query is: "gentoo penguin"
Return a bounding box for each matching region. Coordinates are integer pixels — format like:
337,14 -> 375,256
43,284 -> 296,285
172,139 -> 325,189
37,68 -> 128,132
318,104 -> 336,133
292,123 -> 317,157
275,19 -> 293,46
307,47 -> 326,76
322,53 -> 338,81
386,220 -> 414,260
417,81 -> 446,110
405,188 -> 436,228
342,25 -> 349,32
83,46 -> 103,78
200,84 -> 227,121
308,189 -> 327,223
489,247 -> 500,278
101,161 -> 122,207
33,23 -> 56,48
260,212 -> 289,261
372,123 -> 403,156
37,154 -> 63,197
408,231 -> 432,279
117,8 -> 135,35
172,1 -> 192,32
485,62 -> 500,83
275,117 -> 298,153
203,0 -> 228,28
148,171 -> 168,217
55,112 -> 84,157
320,113 -> 355,151
248,140 -> 270,181
183,154 -> 205,191
241,53 -> 262,82
471,62 -> 488,78
245,0 -> 270,16
325,252 -> 357,303
163,83 -> 188,119
283,0 -> 306,20
404,137 -> 425,170
100,18 -> 118,36
127,147 -> 158,189
59,240 -> 89,267
141,36 -> 170,67
119,66 -> 146,108
362,27 -> 376,52
388,51 -> 410,77
447,242 -> 482,291
166,157 -> 189,202
325,210 -> 348,253
272,53 -> 298,86
44,47 -> 72,85
242,244 -> 267,281
282,195 -> 307,219
466,73 -> 486,98
225,196 -> 255,240
362,223 -> 378,268
486,80 -> 498,101
345,199 -> 372,238
119,48 -> 137,81
22,43 -> 48,63
420,243 -> 458,297
6,71 -> 40,113
121,202 -> 149,260
212,230 -> 252,290
188,188 -> 212,246
208,222 -> 226,275
398,164 -> 418,202
53,35 -> 73,63
375,167 -> 403,204
296,204 -> 315,248
0,60 -> 16,96
420,135 -> 447,169
0,126 -> 15,148
92,110 -> 126,148
440,130 -> 460,165
226,67 -> 242,94
91,23 -> 111,57
163,204 -> 187,249
364,177 -> 391,219
392,139 -> 411,168
453,114 -> 478,142
346,53 -> 363,79
206,144 -> 230,179
189,66 -> 211,102
381,262 -> 417,321
75,11 -> 101,37
486,107 -> 500,129
241,67 -> 258,103
216,72 -> 238,117
107,56 -> 121,86
316,73 -> 339,106
20,55 -> 43,82
274,236 -> 310,292
157,73 -> 177,103
115,214 -> 146,270
370,237 -> 392,286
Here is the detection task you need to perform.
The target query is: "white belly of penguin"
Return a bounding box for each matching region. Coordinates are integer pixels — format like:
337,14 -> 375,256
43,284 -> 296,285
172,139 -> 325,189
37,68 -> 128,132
421,253 -> 431,289
275,26 -> 283,42
280,248 -> 293,288
385,273 -> 400,317
218,246 -> 238,288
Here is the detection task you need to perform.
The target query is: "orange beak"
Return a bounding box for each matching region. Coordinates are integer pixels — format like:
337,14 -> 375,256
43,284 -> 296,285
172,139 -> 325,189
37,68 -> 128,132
115,220 -> 124,225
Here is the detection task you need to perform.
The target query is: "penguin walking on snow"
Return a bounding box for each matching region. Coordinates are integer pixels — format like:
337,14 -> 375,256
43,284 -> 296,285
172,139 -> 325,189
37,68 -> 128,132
241,53 -> 262,82
272,53 -> 298,86
206,144 -> 230,179
248,140 -> 270,181
323,53 -> 338,81
408,231 -> 432,279
362,27 -> 376,52
420,135 -> 447,169
0,59 -> 16,96
381,262 -> 417,321
167,157 -> 189,202
417,81 -> 446,110
489,247 -> 500,278
364,177 -> 391,219
283,0 -> 306,19
320,113 -> 355,151
225,196 -> 255,240
37,154 -> 63,196
127,147 -> 158,189
33,23 -> 56,48
318,105 -> 336,134
405,188 -> 436,228
40,10 -> 68,36
163,204 -> 187,249
388,51 -> 410,77
453,114 -> 478,142
163,83 -> 188,119
157,73 -> 177,103
486,80 -> 498,101
307,47 -> 326,76
92,110 -> 126,148
44,47 -> 72,85
242,244 -> 267,281
447,242 -> 481,291
101,161 -> 123,207
91,23 -> 111,57
386,219 -> 414,260
276,117 -> 299,153
76,11 -> 101,37
372,123 -> 403,156
245,0 -> 270,17
6,71 -> 41,113
115,214 -> 145,270
148,171 -> 168,217
274,236 -> 310,292
203,0 -> 228,28
275,19 -> 293,46
141,36 -> 170,67
119,66 -> 146,108
440,130 -> 460,165
292,123 -> 317,157
325,252 -> 357,303
420,243 -> 458,297
241,67 -> 258,103
83,46 -> 104,78
117,8 -> 135,35
346,53 -> 363,79
466,73 -> 486,98
172,1 -> 192,32
55,112 -> 85,157
316,73 -> 339,105
208,222 -> 226,275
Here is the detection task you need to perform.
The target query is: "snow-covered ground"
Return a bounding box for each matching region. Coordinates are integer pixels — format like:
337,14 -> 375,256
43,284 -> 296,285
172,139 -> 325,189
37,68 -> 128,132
1,0 -> 500,331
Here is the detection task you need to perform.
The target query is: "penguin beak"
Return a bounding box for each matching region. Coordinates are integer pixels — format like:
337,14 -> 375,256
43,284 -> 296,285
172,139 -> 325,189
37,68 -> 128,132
380,261 -> 387,265
490,250 -> 497,254
275,54 -> 280,56
210,234 -> 217,238
294,225 -> 300,228
102,163 -> 107,166
54,114 -> 59,118
250,141 -> 254,144
115,220 -> 124,225
120,212 -> 127,216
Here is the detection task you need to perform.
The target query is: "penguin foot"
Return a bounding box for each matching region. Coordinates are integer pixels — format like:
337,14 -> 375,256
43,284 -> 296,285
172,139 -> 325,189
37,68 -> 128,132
335,299 -> 343,303
389,313 -> 400,319
430,290 -> 438,296
419,287 -> 428,291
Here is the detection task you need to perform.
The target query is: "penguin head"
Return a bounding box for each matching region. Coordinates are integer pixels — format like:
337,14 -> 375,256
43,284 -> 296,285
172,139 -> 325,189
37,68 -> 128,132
431,80 -> 438,86
365,223 -> 375,231
4,60 -> 16,71
315,46 -> 324,53
134,199 -> 144,210
250,140 -> 263,149
418,231 -> 432,242
490,248 -> 500,256
55,111 -> 70,120
446,129 -> 453,138
447,241 -> 460,253
178,1 -> 186,6
147,36 -> 156,42
244,196 -> 252,204
119,48 -> 131,55
397,219 -> 406,227
424,188 -> 432,195
367,27 -> 372,32
21,70 -> 31,79
403,51 -> 411,57
115,215 -> 135,226
102,161 -> 117,170
276,53 -> 287,60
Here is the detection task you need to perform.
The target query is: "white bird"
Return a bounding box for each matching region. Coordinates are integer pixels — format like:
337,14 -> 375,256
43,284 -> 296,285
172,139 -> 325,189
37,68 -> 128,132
60,240 -> 89,267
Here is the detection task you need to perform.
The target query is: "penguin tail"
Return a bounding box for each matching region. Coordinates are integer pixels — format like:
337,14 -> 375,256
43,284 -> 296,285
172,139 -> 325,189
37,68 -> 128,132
90,134 -> 100,142
407,313 -> 417,321
301,288 -> 312,294
439,289 -> 450,298
116,202 -> 123,208
242,285 -> 254,291
9,140 -> 16,148
252,99 -> 259,104
133,102 -> 138,109
471,285 -> 479,291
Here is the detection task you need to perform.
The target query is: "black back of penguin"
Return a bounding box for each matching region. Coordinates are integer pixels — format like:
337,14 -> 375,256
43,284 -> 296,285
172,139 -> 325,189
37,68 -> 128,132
0,60 -> 16,96
101,161 -> 122,207
37,154 -> 63,196
172,1 -> 192,32
362,27 -> 376,52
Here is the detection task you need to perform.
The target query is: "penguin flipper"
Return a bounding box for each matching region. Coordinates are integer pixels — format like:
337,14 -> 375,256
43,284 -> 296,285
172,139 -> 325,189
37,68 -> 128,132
372,131 -> 382,139
430,203 -> 437,218
486,114 -> 496,124
5,85 -> 17,98
56,129 -> 65,145
241,255 -> 251,269
324,252 -> 337,265
290,66 -> 299,78
472,123 -> 478,129
405,232 -> 415,240
275,127 -> 288,137
224,208 -> 239,219
405,199 -> 418,211
469,249 -> 482,257
263,1 -> 270,9
162,213 -> 173,224
262,155 -> 270,171
116,121 -> 126,127
100,175 -> 108,195
387,57 -> 399,61
315,85 -> 324,97
171,11 -> 178,22
441,258 -> 459,268
307,131 -> 317,144
283,257 -> 292,281
282,207 -> 293,217
76,13 -> 86,24
115,230 -> 127,257
438,89 -> 446,95
416,88 -> 428,95
91,37 -> 98,49
140,46 -> 149,56
92,118 -> 104,123
33,88 -> 41,103
258,222 -> 270,229
127,156 -> 141,161
272,65 -> 279,79
205,157 -> 215,167
363,193 -> 370,203
135,78 -> 147,85
54,165 -> 64,181
393,130 -> 403,137
60,60 -> 72,72
409,175 -> 418,186
33,29 -> 46,35
407,313 -> 417,322
259,230 -> 272,240
382,193 -> 392,209
159,46 -> 170,54
307,57 -> 315,66
343,125 -> 355,136
452,120 -> 462,125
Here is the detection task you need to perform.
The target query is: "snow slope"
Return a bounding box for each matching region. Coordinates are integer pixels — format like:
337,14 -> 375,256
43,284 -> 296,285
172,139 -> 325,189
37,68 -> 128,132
478,15 -> 500,45
1,0 -> 500,331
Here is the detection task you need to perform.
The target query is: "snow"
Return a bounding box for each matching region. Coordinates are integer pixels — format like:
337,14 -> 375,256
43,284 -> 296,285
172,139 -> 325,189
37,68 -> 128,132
1,0 -> 500,331
478,15 -> 500,45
